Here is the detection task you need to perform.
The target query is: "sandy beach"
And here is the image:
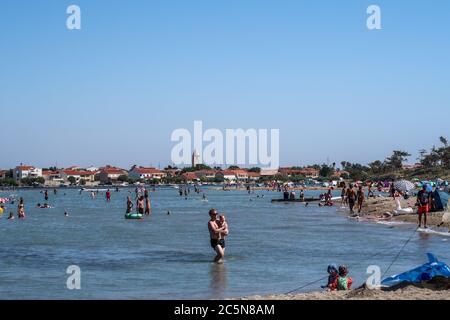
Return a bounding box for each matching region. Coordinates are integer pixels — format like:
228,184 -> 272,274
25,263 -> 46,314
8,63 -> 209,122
239,284 -> 450,300
348,196 -> 450,230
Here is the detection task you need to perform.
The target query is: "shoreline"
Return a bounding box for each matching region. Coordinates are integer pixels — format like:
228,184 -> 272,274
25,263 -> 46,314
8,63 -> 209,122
346,196 -> 450,230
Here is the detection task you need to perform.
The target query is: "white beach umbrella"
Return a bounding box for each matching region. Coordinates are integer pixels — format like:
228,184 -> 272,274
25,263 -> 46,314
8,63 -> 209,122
393,180 -> 416,193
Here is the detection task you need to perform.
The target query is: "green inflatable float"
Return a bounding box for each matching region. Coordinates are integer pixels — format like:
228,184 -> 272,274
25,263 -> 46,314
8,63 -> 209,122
125,213 -> 144,220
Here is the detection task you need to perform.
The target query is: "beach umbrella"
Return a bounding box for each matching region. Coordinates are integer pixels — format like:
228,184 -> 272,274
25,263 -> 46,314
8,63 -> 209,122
393,180 -> 416,193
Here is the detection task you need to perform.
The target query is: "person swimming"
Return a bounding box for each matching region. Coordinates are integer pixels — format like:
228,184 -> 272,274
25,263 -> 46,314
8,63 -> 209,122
8,211 -> 15,220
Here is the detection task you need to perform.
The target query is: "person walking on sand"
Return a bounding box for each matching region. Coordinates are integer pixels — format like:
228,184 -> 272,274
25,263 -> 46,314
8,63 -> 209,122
367,184 -> 374,198
346,185 -> 356,215
340,184 -> 347,206
417,185 -> 432,229
357,186 -> 365,213
208,209 -> 227,264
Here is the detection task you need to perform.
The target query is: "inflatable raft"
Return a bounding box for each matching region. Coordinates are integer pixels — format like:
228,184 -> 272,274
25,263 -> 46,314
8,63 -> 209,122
382,253 -> 450,287
125,213 -> 144,220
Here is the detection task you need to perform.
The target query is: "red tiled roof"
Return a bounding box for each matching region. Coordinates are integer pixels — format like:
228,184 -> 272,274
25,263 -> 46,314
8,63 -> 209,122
42,170 -> 58,176
221,170 -> 236,176
16,165 -> 35,171
247,172 -> 261,177
133,167 -> 164,174
100,167 -> 126,174
182,172 -> 199,180
62,170 -> 95,176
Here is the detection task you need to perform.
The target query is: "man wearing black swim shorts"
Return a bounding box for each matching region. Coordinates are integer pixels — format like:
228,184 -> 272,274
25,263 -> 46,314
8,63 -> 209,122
208,209 -> 227,263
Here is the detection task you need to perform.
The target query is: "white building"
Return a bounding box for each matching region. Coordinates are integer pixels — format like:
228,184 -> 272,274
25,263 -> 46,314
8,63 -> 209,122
128,167 -> 167,180
14,165 -> 42,182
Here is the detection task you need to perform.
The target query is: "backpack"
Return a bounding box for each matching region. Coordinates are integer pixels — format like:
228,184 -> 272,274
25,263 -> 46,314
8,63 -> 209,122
337,276 -> 349,291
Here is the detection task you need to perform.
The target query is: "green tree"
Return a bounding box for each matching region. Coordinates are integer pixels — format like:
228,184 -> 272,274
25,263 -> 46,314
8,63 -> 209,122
68,176 -> 77,185
368,160 -> 384,175
319,165 -> 334,178
118,175 -> 129,182
385,151 -> 411,169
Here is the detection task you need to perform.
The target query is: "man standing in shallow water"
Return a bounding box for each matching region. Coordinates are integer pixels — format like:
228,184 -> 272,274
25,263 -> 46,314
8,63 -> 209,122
208,209 -> 228,264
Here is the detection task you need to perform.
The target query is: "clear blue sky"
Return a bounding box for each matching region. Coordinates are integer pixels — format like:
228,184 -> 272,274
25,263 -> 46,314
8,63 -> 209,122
1,0 -> 449,169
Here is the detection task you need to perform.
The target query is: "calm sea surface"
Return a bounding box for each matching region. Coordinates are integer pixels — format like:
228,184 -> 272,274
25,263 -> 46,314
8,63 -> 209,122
0,187 -> 448,299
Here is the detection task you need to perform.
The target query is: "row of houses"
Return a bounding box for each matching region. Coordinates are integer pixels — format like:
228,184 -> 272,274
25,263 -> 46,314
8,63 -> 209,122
5,164 -> 326,186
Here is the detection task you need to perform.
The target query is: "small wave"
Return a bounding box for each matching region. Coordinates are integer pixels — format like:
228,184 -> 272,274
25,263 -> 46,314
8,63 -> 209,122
376,221 -> 412,226
417,228 -> 450,237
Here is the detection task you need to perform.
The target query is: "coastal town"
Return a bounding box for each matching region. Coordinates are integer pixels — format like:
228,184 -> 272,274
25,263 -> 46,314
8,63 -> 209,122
0,152 -> 439,189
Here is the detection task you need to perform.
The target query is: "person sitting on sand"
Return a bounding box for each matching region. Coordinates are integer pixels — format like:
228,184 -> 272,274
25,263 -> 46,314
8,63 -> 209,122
335,265 -> 353,291
322,264 -> 339,291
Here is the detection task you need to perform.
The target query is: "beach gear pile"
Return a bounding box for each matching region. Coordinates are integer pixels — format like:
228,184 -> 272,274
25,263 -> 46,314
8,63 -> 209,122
382,253 -> 450,288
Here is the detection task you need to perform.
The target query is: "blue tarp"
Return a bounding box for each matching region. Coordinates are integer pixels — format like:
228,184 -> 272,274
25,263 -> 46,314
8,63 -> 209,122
382,253 -> 450,287
434,190 -> 449,211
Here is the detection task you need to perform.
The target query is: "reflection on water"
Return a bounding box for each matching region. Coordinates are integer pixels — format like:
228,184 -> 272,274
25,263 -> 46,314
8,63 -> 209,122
209,263 -> 227,299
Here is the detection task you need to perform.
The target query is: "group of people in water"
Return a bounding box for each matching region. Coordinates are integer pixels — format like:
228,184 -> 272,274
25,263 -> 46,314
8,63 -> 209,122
0,197 -> 26,220
126,187 -> 152,216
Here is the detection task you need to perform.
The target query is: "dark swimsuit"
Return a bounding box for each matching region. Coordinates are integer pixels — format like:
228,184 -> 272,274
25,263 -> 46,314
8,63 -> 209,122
211,239 -> 225,249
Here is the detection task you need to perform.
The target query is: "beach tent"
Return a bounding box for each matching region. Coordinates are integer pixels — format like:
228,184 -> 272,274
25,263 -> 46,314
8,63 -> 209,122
433,190 -> 449,211
382,253 -> 450,287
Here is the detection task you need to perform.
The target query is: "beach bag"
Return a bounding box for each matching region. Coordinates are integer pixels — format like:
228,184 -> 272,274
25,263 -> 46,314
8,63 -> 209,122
337,276 -> 349,291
